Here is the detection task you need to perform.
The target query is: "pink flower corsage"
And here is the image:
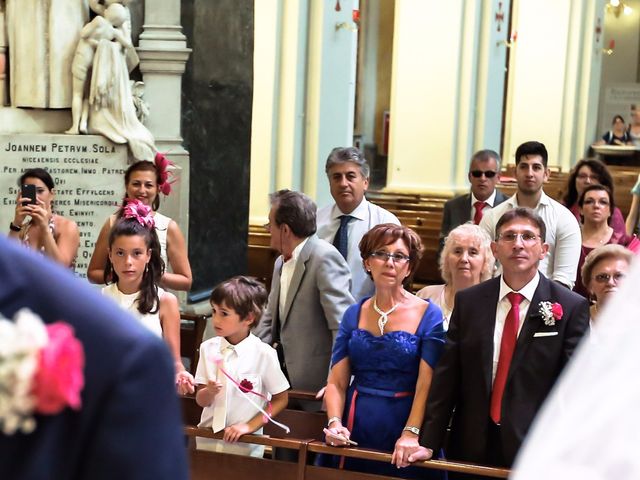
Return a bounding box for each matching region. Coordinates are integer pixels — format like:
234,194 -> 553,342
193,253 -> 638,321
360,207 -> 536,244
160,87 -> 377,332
538,301 -> 563,326
154,153 -> 177,196
123,198 -> 155,229
0,309 -> 85,435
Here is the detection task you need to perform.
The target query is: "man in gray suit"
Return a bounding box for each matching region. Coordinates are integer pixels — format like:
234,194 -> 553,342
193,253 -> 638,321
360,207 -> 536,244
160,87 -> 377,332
439,149 -> 507,250
256,189 -> 355,394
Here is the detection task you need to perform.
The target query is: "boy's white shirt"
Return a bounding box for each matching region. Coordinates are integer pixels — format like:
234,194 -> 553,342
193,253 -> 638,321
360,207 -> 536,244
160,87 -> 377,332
195,333 -> 290,432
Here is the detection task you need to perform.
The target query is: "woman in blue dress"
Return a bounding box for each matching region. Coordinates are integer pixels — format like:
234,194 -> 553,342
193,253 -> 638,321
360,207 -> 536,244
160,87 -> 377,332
323,223 -> 446,479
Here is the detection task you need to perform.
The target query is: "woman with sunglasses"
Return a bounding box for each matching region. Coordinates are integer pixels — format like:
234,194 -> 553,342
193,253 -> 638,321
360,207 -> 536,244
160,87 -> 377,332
581,244 -> 633,322
322,224 -> 445,479
574,184 -> 632,297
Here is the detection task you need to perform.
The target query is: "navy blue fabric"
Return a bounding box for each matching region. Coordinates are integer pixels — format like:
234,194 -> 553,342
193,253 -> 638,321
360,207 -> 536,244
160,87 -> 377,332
321,298 -> 446,479
332,215 -> 353,260
0,236 -> 187,480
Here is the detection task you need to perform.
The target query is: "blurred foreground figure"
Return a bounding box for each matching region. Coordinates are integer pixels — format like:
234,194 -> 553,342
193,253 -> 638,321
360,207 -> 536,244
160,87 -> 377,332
0,235 -> 187,480
513,257 -> 640,480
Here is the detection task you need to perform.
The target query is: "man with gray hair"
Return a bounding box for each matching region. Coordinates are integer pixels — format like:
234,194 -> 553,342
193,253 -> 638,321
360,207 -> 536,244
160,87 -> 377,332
255,189 -> 354,394
439,149 -> 507,250
317,147 -> 399,300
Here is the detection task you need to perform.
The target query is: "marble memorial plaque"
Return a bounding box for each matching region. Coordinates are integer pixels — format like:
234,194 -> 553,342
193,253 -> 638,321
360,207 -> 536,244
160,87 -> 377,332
0,134 -> 128,278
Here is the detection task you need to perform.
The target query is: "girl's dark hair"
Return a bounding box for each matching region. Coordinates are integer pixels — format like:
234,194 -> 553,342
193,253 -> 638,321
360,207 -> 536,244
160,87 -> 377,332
105,217 -> 165,315
612,115 -> 625,125
121,161 -> 161,212
562,158 -> 614,208
209,276 -> 268,328
19,168 -> 55,191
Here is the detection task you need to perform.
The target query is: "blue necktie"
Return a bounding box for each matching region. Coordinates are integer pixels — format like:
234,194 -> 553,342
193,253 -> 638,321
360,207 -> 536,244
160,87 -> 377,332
333,215 -> 353,260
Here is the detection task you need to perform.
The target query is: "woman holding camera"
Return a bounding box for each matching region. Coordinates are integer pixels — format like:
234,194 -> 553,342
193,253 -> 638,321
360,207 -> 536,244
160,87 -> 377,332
8,168 -> 80,268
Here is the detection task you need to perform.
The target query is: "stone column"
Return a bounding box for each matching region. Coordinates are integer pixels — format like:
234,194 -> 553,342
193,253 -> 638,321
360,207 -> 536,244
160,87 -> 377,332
138,0 -> 191,300
0,4 -> 7,106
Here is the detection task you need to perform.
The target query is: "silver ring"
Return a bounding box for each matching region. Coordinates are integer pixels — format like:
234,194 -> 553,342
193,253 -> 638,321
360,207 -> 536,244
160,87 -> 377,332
330,441 -> 335,446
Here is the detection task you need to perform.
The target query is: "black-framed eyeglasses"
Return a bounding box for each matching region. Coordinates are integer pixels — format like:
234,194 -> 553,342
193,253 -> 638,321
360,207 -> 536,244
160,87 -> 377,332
470,170 -> 498,178
593,272 -> 626,284
497,232 -> 541,244
369,251 -> 411,264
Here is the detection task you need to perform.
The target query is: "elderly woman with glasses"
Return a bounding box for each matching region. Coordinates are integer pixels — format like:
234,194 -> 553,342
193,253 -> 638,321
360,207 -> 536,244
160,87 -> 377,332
418,223 -> 494,330
321,224 -> 445,479
581,244 -> 634,321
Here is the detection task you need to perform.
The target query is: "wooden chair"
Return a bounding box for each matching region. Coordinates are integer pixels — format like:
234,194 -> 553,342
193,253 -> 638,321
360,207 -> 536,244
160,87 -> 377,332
180,312 -> 209,375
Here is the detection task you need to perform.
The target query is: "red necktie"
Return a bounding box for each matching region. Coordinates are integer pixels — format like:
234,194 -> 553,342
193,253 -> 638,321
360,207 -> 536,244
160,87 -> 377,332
473,201 -> 487,225
490,292 -> 523,424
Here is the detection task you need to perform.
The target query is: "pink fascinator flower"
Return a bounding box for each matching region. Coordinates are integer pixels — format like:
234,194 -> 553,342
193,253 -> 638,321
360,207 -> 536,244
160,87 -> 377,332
154,153 -> 176,196
32,322 -> 85,414
123,198 -> 155,229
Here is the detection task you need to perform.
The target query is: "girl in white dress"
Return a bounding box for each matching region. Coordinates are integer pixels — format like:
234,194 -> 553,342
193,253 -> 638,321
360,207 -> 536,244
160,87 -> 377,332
102,199 -> 194,395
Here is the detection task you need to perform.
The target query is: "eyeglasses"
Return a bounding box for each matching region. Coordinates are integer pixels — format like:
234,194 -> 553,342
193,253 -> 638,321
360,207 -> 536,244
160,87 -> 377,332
592,272 -> 626,284
470,170 -> 498,179
369,251 -> 411,264
497,232 -> 541,244
263,222 -> 271,232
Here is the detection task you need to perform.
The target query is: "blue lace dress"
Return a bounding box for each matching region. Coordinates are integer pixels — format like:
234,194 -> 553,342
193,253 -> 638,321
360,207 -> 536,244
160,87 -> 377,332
321,297 -> 446,479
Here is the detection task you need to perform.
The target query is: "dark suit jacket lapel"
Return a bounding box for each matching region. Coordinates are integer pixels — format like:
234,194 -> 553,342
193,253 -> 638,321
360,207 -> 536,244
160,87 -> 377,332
0,252 -> 28,312
508,275 -> 551,379
269,257 -> 284,340
482,279 -> 501,395
280,238 -> 312,328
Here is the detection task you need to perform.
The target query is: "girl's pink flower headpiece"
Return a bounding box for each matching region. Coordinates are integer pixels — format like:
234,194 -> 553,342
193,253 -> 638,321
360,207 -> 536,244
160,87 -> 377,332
123,198 -> 155,229
154,153 -> 177,196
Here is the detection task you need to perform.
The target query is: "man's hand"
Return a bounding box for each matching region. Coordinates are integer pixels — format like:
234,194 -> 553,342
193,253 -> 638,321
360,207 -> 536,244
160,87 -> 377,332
407,446 -> 434,463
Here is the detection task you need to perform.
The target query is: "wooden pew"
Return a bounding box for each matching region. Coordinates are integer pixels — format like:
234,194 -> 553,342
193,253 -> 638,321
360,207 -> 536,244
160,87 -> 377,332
184,426 -> 510,479
180,313 -> 209,375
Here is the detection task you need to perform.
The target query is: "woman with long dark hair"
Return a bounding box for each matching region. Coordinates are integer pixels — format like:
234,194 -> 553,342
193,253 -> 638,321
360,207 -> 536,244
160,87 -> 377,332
88,157 -> 192,290
562,158 -> 626,237
8,168 -> 79,268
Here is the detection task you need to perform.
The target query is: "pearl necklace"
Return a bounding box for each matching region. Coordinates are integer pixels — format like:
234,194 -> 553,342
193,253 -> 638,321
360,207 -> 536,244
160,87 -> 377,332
373,297 -> 400,335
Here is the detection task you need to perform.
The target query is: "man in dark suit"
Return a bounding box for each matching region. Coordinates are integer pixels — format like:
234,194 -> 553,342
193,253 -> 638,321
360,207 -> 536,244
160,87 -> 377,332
439,150 -> 507,250
407,207 -> 589,473
0,236 -> 187,479
255,189 -> 354,394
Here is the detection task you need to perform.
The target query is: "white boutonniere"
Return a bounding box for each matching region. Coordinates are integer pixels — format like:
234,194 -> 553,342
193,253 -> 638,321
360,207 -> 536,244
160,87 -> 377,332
538,301 -> 563,327
0,309 -> 84,435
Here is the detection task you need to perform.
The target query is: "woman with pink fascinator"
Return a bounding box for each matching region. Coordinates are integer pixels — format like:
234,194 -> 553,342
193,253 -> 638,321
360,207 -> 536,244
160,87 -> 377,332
88,155 -> 192,291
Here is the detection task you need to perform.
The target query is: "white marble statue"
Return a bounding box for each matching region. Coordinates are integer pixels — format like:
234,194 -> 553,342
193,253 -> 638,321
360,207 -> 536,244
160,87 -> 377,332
6,0 -> 89,108
66,3 -> 131,135
84,1 -> 155,161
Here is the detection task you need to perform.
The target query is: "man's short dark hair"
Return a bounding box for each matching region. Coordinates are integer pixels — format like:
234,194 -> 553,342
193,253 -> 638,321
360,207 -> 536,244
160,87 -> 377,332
495,207 -> 547,243
470,149 -> 501,171
325,147 -> 370,178
515,141 -> 548,167
269,189 -> 317,238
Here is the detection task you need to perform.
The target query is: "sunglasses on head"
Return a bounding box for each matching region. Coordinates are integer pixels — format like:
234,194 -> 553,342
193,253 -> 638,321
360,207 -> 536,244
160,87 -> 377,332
470,170 -> 498,178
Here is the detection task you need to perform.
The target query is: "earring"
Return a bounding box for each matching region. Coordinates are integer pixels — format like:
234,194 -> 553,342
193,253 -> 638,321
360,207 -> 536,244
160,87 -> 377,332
144,263 -> 149,275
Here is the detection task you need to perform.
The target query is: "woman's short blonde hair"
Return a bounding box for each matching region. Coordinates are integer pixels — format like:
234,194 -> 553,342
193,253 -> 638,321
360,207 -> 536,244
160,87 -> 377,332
440,223 -> 494,284
581,244 -> 633,291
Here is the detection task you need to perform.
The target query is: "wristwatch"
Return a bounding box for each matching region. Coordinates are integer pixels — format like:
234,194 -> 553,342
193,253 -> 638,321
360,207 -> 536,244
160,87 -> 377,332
9,222 -> 21,232
403,426 -> 420,436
